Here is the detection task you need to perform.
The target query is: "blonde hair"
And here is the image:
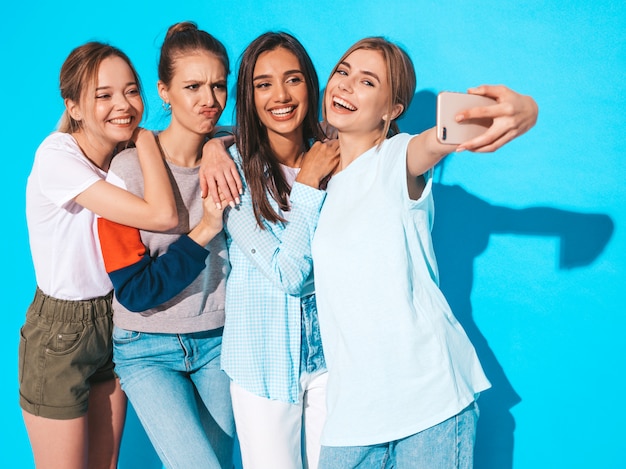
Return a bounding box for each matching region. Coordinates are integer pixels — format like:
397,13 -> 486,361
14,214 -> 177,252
324,37 -> 416,141
57,42 -> 141,133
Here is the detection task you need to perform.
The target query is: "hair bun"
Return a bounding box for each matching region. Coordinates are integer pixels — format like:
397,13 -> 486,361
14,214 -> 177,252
165,21 -> 198,41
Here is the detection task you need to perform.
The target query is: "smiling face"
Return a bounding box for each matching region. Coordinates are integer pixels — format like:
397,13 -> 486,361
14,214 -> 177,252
158,50 -> 227,137
325,48 -> 403,143
67,55 -> 143,146
252,47 -> 309,143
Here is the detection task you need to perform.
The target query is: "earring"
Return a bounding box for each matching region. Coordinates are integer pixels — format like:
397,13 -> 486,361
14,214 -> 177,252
162,101 -> 171,111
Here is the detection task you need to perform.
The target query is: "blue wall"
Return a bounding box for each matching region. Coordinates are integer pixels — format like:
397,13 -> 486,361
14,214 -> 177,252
2,1 -> 624,467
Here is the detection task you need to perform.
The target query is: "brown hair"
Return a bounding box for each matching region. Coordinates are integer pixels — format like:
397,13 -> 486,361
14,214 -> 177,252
158,21 -> 229,88
58,42 -> 141,133
236,32 -> 325,228
324,37 -> 416,142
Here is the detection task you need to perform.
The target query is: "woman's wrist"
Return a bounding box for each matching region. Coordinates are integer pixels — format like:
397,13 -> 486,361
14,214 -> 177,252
295,172 -> 323,189
188,221 -> 220,247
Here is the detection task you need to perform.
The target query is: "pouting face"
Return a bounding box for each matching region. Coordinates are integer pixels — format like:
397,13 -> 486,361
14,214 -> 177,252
325,48 -> 394,138
159,51 -> 227,136
253,47 -> 309,141
71,55 -> 144,146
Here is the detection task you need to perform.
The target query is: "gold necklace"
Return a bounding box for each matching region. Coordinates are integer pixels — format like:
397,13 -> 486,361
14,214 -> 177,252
155,134 -> 171,164
160,140 -> 175,165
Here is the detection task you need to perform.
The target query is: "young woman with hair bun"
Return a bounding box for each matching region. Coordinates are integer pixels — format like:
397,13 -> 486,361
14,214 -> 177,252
97,22 -> 235,468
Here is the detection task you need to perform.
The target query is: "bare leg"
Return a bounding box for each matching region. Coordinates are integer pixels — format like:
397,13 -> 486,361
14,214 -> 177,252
23,411 -> 88,469
87,378 -> 127,469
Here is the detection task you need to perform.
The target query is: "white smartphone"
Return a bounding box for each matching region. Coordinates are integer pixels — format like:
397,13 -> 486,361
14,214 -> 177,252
436,91 -> 497,144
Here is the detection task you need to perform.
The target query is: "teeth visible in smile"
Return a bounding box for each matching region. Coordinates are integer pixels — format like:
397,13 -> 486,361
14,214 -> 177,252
270,106 -> 295,116
333,97 -> 356,111
110,117 -> 132,125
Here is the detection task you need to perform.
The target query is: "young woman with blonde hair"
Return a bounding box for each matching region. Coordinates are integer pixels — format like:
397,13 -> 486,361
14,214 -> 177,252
312,37 -> 538,468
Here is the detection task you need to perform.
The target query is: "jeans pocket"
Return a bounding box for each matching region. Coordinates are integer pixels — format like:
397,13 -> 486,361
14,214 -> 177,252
112,326 -> 142,344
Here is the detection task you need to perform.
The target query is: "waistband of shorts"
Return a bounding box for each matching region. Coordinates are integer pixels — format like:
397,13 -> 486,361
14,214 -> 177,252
29,287 -> 113,323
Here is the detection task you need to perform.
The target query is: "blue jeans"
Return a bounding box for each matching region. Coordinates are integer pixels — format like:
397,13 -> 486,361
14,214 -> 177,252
318,402 -> 479,469
301,293 -> 326,375
112,326 -> 235,469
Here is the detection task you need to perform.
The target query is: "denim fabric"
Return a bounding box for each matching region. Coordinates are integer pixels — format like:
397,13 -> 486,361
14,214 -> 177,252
112,326 -> 235,469
301,293 -> 326,375
318,402 -> 478,469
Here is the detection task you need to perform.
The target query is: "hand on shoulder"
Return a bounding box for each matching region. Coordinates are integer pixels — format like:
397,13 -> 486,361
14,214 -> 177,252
297,140 -> 340,189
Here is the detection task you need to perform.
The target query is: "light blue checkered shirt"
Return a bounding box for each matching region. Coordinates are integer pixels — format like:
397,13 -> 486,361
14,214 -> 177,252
221,146 -> 326,403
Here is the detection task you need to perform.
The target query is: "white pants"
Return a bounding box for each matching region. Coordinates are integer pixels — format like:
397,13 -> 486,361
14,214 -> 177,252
231,371 -> 328,469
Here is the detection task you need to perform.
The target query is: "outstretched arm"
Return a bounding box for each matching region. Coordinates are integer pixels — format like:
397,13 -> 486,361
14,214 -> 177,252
405,85 -> 538,198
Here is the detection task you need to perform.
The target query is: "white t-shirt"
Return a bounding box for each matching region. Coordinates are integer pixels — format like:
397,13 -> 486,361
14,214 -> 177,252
26,132 -> 113,300
312,133 -> 490,446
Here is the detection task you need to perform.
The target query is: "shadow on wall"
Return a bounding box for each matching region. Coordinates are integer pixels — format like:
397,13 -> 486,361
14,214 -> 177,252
431,184 -> 613,469
400,90 -> 615,469
118,90 -> 614,469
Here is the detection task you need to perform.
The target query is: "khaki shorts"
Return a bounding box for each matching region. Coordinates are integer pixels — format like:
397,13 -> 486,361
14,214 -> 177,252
18,288 -> 116,420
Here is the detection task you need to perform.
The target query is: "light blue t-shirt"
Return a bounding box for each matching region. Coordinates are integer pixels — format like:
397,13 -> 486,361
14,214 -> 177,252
312,133 -> 491,446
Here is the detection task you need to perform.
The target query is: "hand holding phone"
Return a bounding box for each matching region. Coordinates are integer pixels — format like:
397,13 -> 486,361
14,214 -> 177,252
436,91 -> 497,144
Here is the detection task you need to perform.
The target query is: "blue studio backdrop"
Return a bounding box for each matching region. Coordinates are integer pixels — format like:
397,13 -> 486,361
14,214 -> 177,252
1,1 -> 624,468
